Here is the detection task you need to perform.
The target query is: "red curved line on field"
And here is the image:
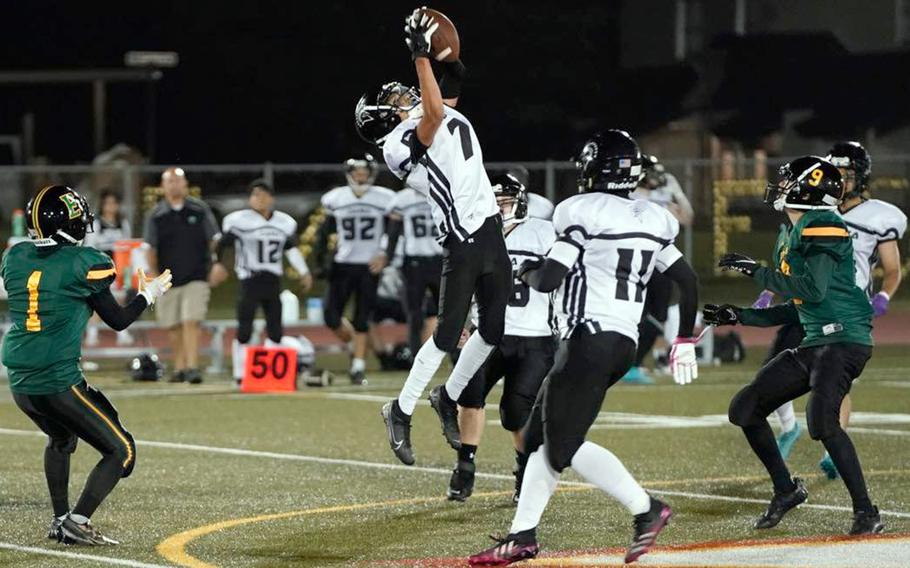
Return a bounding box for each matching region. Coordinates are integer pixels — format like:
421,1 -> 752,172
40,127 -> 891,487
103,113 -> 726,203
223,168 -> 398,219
375,532 -> 910,567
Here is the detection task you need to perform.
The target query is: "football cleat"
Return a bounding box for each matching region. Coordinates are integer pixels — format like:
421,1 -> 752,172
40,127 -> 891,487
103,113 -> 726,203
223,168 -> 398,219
428,385 -> 461,449
60,516 -> 119,546
625,497 -> 673,563
168,370 -> 186,383
849,506 -> 885,535
381,401 -> 415,465
48,517 -> 63,541
621,366 -> 654,385
447,460 -> 476,502
349,370 -> 368,386
468,532 -> 540,566
776,422 -> 802,460
819,453 -> 840,480
186,368 -> 203,385
754,477 -> 808,529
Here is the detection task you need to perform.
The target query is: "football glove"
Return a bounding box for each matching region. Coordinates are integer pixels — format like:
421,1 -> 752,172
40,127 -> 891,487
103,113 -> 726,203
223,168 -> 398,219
137,269 -> 173,306
404,7 -> 439,61
718,253 -> 759,277
669,337 -> 699,385
702,303 -> 741,326
516,258 -> 544,282
871,291 -> 889,317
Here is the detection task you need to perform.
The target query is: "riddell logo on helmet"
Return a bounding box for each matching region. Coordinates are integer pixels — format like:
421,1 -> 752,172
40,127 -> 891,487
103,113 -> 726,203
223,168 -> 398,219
606,181 -> 638,190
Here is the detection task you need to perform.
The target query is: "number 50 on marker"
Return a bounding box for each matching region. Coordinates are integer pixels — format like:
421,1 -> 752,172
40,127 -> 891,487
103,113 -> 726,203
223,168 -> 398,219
241,347 -> 297,393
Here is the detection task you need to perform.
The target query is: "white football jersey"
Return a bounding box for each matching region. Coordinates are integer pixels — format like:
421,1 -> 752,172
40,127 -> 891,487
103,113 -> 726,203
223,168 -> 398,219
383,105 -> 498,244
222,209 -> 299,279
504,218 -> 557,337
631,173 -> 690,211
841,199 -> 908,295
549,193 -> 682,342
388,187 -> 444,257
528,193 -> 555,220
321,185 -> 395,264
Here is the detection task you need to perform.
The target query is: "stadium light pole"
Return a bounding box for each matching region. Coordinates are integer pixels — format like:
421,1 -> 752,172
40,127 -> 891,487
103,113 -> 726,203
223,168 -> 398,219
125,51 -> 179,163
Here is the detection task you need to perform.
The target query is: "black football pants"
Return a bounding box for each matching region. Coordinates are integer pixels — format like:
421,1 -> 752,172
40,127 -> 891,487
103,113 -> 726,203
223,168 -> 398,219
14,381 -> 136,518
237,272 -> 283,344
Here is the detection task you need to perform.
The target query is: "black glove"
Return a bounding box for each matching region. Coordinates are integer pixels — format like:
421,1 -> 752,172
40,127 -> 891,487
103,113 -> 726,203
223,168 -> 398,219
404,7 -> 438,61
517,258 -> 544,282
438,60 -> 466,99
718,253 -> 759,277
702,304 -> 742,326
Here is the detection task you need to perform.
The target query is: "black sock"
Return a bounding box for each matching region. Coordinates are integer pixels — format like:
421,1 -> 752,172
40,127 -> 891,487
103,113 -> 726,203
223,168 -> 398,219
742,422 -> 796,494
508,527 -> 536,542
72,454 -> 124,519
821,429 -> 873,512
459,444 -> 478,463
515,450 -> 528,472
44,447 -> 71,518
391,400 -> 411,422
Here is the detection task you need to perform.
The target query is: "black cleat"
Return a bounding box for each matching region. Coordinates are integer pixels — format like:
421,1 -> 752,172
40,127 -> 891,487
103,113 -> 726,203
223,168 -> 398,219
60,516 -> 119,546
186,368 -> 203,384
168,369 -> 186,383
428,385 -> 461,449
349,370 -> 367,386
754,477 -> 808,529
447,460 -> 476,502
381,400 -> 415,465
626,497 -> 673,563
47,517 -> 63,541
850,506 -> 885,535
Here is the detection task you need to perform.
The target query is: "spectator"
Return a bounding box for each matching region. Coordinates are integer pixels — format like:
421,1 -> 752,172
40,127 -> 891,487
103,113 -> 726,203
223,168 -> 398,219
85,189 -> 133,347
144,168 -> 219,384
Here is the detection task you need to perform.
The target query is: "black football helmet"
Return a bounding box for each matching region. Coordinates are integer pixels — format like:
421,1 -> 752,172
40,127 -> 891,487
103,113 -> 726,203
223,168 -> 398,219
354,82 -> 421,146
25,185 -> 94,244
641,154 -> 667,188
344,153 -> 377,191
764,156 -> 844,211
575,130 -> 644,194
490,173 -> 528,226
130,353 -> 165,382
826,141 -> 871,197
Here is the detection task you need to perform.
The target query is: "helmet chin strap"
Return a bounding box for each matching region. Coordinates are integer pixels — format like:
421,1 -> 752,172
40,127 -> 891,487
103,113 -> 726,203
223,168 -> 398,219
54,230 -> 82,246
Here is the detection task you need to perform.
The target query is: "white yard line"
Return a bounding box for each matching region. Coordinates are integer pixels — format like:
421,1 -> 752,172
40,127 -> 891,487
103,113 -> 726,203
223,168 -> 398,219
2,427 -> 909,519
0,542 -> 171,568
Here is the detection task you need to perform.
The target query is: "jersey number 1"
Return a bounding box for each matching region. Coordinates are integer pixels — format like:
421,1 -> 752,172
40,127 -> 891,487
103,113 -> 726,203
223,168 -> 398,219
26,271 -> 42,332
615,249 -> 654,303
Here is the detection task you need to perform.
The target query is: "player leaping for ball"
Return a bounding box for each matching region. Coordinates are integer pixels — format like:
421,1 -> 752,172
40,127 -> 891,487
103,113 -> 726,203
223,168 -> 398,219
1,186 -> 172,546
355,8 -> 511,465
469,131 -> 701,566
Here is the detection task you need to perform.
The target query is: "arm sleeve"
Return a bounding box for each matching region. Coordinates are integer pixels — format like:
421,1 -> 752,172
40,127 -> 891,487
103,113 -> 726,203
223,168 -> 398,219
438,60 -> 466,99
754,249 -> 835,303
739,303 -> 800,327
521,257 -> 571,293
661,257 -> 698,337
384,217 -> 403,258
313,216 -> 336,269
87,288 -> 148,332
214,231 -> 236,263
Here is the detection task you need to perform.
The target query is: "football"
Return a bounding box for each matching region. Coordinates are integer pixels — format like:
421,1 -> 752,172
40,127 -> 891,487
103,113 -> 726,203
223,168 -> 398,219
421,7 -> 460,62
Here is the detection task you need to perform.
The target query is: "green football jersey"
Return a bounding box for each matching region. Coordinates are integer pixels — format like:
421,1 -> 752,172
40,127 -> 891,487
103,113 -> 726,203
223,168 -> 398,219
753,209 -> 873,347
1,242 -> 115,394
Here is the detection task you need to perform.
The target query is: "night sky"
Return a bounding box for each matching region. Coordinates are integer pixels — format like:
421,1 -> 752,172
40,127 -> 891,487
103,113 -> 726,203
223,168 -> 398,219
2,2 -> 623,164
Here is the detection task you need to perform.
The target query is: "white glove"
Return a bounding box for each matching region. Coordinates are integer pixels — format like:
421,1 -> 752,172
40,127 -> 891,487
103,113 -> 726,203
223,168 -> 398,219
669,337 -> 699,385
138,269 -> 173,305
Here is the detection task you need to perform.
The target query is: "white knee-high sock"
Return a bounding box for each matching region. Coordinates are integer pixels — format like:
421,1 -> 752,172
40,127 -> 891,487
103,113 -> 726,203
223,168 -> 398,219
232,339 -> 248,381
397,337 -> 447,415
570,442 -> 651,515
510,448 -> 560,533
444,331 -> 495,400
775,401 -> 797,433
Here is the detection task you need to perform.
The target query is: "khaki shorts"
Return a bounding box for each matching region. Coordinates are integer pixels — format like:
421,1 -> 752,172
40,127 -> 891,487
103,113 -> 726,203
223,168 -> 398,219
156,280 -> 211,328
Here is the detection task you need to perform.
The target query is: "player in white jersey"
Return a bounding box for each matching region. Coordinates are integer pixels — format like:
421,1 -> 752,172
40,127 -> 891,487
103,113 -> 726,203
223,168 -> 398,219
448,174 -> 557,503
314,155 -> 395,385
355,11 -> 511,466
209,181 -> 312,383
761,141 -> 906,478
624,154 -> 695,384
469,131 -> 700,566
370,182 -> 444,358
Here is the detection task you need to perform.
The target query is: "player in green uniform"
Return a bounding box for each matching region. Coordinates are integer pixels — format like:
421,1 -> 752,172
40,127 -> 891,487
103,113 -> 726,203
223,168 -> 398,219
703,156 -> 883,535
1,186 -> 172,546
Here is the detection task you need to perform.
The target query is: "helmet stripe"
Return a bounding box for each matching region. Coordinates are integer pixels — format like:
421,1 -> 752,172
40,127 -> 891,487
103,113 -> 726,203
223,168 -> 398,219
30,185 -> 54,239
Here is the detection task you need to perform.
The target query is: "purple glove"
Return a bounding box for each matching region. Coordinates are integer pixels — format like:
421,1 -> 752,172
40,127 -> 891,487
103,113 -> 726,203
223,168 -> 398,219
752,290 -> 774,309
871,292 -> 890,317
